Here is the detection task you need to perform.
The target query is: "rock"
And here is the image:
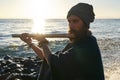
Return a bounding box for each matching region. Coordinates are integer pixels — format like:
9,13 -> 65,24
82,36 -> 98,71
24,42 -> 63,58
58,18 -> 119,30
0,55 -> 42,80
3,55 -> 13,60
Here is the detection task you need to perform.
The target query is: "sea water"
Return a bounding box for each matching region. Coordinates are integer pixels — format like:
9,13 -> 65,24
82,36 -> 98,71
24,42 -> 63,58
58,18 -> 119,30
0,19 -> 120,80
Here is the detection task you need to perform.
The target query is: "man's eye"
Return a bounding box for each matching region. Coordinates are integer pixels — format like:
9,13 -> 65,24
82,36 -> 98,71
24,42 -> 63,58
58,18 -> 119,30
73,20 -> 79,23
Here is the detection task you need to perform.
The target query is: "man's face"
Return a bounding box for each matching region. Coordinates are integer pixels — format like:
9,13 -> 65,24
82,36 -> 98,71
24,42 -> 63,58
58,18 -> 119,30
67,15 -> 87,42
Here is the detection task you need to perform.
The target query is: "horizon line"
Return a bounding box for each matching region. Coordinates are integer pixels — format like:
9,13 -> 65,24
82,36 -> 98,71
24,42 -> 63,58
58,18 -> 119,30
0,18 -> 120,20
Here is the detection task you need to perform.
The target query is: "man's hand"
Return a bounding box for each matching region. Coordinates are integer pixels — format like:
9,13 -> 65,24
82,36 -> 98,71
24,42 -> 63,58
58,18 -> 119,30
20,33 -> 32,45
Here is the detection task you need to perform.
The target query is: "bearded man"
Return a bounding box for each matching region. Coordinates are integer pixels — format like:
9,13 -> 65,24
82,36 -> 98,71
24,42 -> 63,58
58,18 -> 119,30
20,3 -> 105,80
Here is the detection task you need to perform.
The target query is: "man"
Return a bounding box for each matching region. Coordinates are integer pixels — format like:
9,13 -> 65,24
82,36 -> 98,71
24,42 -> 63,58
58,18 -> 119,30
20,3 -> 105,80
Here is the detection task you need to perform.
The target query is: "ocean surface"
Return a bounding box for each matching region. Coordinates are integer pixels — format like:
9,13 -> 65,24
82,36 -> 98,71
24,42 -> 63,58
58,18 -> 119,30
0,19 -> 120,80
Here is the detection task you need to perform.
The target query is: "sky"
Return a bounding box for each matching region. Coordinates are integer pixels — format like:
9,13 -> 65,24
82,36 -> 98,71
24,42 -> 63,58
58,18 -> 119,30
0,0 -> 120,19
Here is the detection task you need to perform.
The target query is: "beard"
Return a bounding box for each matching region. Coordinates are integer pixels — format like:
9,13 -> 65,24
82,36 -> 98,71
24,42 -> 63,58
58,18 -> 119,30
68,28 -> 87,43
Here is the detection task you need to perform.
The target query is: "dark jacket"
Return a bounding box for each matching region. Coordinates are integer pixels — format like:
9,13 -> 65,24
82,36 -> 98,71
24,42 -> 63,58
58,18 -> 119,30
49,35 -> 105,80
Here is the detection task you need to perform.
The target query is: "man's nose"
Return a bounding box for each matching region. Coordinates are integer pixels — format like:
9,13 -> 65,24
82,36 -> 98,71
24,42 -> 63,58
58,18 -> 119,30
69,23 -> 75,29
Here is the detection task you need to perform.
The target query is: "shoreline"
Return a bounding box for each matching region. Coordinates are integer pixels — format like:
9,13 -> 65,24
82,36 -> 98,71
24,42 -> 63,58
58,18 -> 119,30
0,38 -> 120,80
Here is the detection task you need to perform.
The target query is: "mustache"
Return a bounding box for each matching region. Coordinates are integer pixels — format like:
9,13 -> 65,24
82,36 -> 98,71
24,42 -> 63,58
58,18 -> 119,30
68,29 -> 81,38
68,29 -> 78,33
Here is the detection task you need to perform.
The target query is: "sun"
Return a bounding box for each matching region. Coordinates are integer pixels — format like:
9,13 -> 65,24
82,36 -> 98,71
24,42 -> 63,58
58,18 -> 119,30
31,18 -> 45,34
25,0 -> 51,34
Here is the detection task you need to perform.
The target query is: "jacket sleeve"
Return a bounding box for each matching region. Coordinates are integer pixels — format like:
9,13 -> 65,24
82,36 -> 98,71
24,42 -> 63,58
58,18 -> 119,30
48,47 -> 76,79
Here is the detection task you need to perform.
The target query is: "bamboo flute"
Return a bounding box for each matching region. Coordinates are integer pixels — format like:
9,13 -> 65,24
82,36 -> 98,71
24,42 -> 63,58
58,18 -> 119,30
12,34 -> 69,38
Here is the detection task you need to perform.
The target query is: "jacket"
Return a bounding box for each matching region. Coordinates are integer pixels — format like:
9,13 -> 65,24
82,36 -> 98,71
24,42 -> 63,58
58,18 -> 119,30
49,35 -> 105,80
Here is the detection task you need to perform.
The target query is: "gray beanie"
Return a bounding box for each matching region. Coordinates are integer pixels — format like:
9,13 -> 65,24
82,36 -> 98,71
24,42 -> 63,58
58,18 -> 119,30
67,3 -> 95,28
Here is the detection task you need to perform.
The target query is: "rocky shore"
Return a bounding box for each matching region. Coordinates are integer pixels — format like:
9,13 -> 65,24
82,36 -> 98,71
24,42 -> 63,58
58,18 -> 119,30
0,55 -> 42,80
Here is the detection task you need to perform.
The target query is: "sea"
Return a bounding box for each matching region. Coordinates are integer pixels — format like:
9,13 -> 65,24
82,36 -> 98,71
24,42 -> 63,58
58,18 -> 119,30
0,19 -> 120,80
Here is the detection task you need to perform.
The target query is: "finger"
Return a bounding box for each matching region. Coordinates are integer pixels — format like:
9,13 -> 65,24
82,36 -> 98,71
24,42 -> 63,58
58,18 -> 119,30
21,33 -> 30,39
20,33 -> 28,41
22,33 -> 29,37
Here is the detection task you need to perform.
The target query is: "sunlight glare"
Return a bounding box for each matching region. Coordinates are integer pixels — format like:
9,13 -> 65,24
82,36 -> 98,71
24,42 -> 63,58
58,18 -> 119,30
26,0 -> 51,33
31,18 -> 45,34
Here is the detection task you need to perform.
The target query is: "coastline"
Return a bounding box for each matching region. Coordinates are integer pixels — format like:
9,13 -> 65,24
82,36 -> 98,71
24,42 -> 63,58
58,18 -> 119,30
0,38 -> 120,80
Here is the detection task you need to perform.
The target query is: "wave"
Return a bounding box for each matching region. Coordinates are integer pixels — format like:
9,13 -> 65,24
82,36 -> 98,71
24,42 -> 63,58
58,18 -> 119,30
0,40 -> 69,58
0,38 -> 120,80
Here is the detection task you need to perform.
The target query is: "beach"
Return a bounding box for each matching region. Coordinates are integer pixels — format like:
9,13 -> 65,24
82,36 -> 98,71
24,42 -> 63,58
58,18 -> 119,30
0,19 -> 120,80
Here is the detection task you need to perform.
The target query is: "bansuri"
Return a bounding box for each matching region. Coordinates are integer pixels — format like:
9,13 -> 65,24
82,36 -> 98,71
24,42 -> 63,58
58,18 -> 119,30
12,33 -> 69,38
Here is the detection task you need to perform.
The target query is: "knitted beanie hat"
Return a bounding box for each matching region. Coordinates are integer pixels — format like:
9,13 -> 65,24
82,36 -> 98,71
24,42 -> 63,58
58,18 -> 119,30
67,3 -> 95,28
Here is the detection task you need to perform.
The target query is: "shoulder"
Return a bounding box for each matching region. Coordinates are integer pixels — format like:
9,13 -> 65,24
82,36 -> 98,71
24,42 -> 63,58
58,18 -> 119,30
73,35 -> 97,48
72,35 -> 100,55
86,35 -> 98,47
87,35 -> 97,42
